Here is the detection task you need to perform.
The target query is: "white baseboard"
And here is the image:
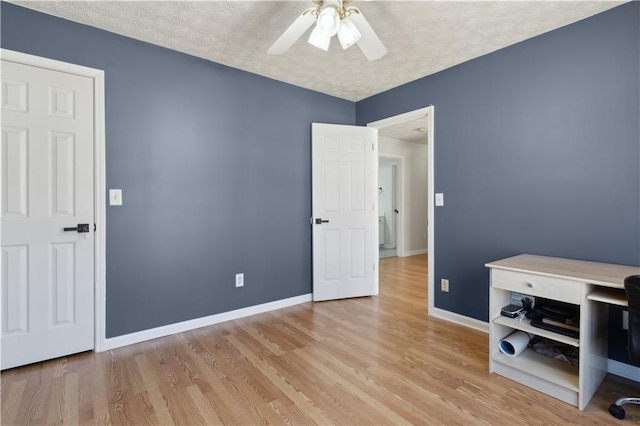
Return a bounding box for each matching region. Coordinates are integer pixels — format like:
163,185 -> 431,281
607,358 -> 640,381
429,307 -> 489,333
103,293 -> 312,351
402,248 -> 428,257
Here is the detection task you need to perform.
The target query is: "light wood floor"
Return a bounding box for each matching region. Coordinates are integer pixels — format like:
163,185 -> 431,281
2,254 -> 638,424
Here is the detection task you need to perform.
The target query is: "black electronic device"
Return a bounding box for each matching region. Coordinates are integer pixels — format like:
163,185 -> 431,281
530,318 -> 579,339
501,304 -> 525,318
531,297 -> 579,321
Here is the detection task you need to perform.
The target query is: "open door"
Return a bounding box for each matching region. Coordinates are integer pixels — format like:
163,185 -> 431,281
1,57 -> 96,369
312,123 -> 378,301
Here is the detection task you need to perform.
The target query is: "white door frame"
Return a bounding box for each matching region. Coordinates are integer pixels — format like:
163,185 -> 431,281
2,49 -> 107,352
378,154 -> 404,257
368,106 -> 435,315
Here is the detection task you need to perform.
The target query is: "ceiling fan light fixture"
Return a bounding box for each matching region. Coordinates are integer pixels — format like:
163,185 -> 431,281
337,17 -> 361,49
308,25 -> 332,51
269,0 -> 386,60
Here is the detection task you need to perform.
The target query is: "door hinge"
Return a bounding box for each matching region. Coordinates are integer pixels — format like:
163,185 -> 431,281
372,143 -> 374,151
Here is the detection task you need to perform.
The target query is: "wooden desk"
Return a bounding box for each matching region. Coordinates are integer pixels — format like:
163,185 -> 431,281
486,254 -> 640,410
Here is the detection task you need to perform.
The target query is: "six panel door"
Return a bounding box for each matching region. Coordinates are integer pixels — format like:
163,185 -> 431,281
311,123 -> 378,302
1,59 -> 95,369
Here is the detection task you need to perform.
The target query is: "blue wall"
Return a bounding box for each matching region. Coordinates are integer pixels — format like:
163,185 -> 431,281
1,2 -> 355,337
357,2 -> 640,362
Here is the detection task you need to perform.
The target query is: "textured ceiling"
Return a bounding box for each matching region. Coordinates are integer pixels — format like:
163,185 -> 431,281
379,116 -> 429,144
10,1 -> 625,101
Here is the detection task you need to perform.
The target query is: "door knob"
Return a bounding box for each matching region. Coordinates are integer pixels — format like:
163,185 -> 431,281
315,218 -> 330,225
64,223 -> 90,233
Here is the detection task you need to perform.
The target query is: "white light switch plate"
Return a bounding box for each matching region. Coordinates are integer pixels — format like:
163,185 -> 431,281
435,193 -> 444,206
109,189 -> 123,206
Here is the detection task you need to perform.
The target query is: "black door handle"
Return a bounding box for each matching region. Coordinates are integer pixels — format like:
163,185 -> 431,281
64,223 -> 90,233
394,209 -> 399,214
315,218 -> 329,225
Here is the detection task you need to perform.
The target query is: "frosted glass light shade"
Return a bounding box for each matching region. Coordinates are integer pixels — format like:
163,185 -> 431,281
308,25 -> 331,51
316,7 -> 340,36
337,18 -> 361,49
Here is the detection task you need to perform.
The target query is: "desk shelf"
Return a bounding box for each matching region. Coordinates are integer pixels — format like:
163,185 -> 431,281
492,349 -> 579,392
493,316 -> 580,347
587,287 -> 627,307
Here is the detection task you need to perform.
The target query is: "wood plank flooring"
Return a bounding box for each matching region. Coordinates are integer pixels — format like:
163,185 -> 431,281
2,254 -> 638,424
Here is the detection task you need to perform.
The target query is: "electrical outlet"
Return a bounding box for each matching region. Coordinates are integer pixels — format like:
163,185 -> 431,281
623,310 -> 629,330
235,273 -> 244,288
441,278 -> 449,293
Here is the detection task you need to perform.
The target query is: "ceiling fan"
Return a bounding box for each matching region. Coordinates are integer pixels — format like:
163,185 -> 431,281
268,0 -> 387,61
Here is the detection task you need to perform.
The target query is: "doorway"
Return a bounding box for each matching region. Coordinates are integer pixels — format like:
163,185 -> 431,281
378,157 -> 400,259
368,106 -> 435,314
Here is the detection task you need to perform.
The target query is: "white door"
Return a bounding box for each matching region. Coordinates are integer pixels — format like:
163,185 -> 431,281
312,123 -> 378,301
1,59 -> 95,369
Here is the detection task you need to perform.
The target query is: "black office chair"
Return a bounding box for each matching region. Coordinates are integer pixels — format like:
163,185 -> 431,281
609,275 -> 640,419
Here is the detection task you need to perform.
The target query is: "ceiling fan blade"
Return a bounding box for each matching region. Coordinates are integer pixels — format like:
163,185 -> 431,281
348,9 -> 387,61
268,10 -> 317,55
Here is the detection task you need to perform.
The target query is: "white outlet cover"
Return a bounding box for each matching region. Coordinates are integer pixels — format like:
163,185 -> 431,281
441,278 -> 449,292
435,193 -> 444,206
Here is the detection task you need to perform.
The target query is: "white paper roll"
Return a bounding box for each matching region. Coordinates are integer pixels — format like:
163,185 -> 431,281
499,331 -> 530,357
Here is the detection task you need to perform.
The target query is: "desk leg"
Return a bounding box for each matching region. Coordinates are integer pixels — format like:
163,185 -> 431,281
579,298 -> 608,410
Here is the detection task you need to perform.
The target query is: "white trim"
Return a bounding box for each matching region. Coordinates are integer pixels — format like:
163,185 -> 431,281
607,358 -> 640,382
426,108 -> 435,318
104,294 -> 312,350
1,49 -> 107,353
93,68 -> 107,353
403,249 -> 428,257
368,107 -> 433,131
368,106 -> 435,317
2,49 -> 104,80
431,308 -> 489,333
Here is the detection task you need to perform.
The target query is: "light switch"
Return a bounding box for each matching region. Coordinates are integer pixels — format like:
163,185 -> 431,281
435,193 -> 444,206
109,189 -> 123,206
